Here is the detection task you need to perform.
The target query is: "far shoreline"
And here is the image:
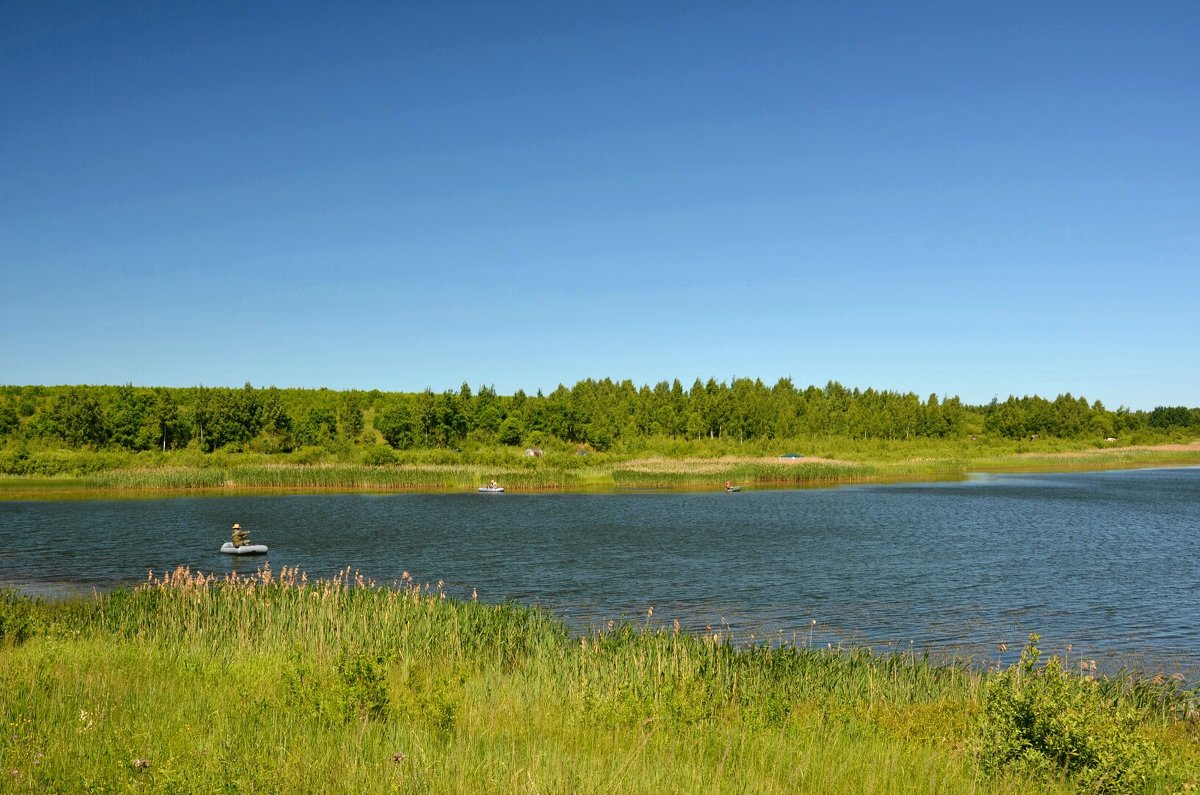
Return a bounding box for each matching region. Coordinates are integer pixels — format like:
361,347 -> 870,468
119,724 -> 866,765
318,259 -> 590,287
2,441 -> 1198,500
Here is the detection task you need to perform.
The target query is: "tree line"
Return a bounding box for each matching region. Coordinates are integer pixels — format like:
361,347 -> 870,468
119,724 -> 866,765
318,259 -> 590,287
0,380 -> 1196,454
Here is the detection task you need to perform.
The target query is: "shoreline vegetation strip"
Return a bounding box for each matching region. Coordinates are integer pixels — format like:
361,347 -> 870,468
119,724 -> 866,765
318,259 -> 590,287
1,441 -> 1199,497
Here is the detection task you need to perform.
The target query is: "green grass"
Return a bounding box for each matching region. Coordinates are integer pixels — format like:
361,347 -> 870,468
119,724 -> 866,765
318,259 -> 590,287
966,447 -> 1200,474
2,571 -> 1197,793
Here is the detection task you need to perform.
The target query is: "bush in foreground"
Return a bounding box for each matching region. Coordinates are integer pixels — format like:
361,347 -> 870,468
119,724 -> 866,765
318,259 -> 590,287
977,634 -> 1165,793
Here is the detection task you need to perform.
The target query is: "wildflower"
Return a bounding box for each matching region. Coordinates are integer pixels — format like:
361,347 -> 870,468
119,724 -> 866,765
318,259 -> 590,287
646,606 -> 653,618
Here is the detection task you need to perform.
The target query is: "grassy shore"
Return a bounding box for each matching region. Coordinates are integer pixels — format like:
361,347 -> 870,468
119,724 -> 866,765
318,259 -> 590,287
2,568 -> 1196,793
1,438 -> 1198,498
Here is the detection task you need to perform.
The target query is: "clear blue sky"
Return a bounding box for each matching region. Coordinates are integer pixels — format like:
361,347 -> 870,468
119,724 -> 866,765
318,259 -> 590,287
2,2 -> 1196,410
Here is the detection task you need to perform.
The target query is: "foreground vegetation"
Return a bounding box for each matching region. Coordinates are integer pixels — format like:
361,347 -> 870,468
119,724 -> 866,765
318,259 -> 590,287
2,570 -> 1197,793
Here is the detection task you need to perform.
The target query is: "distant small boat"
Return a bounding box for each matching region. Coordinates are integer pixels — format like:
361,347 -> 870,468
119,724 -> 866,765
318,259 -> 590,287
478,486 -> 505,493
725,485 -> 743,493
220,542 -> 268,555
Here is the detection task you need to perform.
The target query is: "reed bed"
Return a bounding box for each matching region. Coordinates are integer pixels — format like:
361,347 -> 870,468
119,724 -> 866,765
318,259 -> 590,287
77,464 -> 590,493
85,467 -> 231,490
611,460 -> 877,488
2,569 -> 1196,793
72,459 -> 890,493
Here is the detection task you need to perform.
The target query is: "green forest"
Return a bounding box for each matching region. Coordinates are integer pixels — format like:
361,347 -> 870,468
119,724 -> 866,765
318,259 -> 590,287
1,379 -> 1196,465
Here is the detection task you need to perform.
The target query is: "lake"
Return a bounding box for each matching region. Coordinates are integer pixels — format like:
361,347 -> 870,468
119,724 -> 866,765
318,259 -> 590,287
2,466 -> 1197,676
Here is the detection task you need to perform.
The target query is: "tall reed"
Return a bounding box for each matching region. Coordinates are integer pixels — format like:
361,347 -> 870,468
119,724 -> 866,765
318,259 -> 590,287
3,569 -> 1196,793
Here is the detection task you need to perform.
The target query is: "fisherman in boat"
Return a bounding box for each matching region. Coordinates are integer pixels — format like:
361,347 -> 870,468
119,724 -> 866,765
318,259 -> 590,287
725,481 -> 732,490
231,522 -> 250,548
490,479 -> 498,489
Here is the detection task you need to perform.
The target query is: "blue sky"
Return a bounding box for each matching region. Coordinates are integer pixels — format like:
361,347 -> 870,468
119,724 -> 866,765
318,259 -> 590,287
2,2 -> 1196,409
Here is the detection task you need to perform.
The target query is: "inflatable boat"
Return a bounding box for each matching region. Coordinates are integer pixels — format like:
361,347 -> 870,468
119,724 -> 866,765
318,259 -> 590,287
220,542 -> 269,555
478,486 -> 505,493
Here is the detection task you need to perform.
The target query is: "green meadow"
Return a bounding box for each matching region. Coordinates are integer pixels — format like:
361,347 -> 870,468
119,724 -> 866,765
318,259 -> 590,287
2,569 -> 1197,793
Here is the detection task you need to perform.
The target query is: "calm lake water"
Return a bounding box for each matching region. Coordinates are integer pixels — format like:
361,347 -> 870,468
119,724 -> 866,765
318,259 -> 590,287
2,467 -> 1198,675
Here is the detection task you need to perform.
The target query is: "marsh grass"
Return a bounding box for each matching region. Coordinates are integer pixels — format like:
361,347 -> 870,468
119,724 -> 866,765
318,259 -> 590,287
611,459 -> 878,488
76,463 -> 590,493
968,447 -> 1200,474
2,568 -> 1196,793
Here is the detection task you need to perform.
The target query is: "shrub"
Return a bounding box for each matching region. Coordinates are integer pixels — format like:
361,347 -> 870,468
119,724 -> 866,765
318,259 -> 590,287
287,445 -> 330,465
0,588 -> 40,645
360,445 -> 399,466
977,634 -> 1159,793
0,447 -> 32,475
335,648 -> 391,722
